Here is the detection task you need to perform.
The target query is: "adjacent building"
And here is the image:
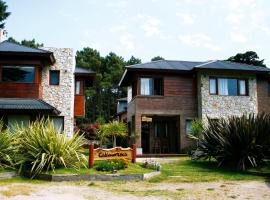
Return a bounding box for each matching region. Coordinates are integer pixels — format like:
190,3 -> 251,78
0,41 -> 95,136
119,60 -> 270,154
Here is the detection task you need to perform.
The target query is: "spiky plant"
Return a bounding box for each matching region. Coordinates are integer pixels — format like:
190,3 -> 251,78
192,114 -> 270,171
16,118 -> 87,178
0,120 -> 16,169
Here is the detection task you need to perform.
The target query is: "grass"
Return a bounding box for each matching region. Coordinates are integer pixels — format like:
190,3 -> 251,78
0,185 -> 35,197
149,157 -> 269,183
52,162 -> 154,175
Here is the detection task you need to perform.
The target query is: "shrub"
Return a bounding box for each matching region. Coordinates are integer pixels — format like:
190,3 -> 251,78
0,120 -> 16,169
15,118 -> 87,178
192,114 -> 270,171
94,159 -> 127,172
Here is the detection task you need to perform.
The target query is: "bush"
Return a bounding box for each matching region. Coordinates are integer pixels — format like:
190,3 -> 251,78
15,118 -> 87,178
0,120 -> 16,169
94,159 -> 128,172
192,114 -> 270,171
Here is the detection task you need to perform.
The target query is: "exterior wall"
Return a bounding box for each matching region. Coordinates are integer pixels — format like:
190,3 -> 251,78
198,71 -> 258,123
257,77 -> 270,113
41,48 -> 75,136
127,74 -> 197,151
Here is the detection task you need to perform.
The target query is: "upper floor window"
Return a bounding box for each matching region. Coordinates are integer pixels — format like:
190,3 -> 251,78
140,77 -> 163,96
209,77 -> 248,96
75,80 -> 83,95
49,70 -> 60,85
2,66 -> 35,83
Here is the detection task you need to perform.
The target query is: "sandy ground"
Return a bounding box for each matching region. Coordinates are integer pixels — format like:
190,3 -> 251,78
0,180 -> 269,200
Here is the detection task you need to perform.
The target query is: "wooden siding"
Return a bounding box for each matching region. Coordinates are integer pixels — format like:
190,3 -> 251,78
74,95 -> 85,116
257,77 -> 270,113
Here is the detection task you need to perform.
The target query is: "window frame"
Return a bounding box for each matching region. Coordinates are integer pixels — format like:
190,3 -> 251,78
209,77 -> 248,96
1,65 -> 35,83
139,76 -> 164,96
49,70 -> 60,86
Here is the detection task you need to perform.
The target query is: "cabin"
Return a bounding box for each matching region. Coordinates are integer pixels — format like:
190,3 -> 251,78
0,41 -> 95,135
119,60 -> 270,154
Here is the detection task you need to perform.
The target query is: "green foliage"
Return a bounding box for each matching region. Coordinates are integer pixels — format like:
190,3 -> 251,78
15,119 -> 87,178
96,116 -> 106,125
94,159 -> 127,172
0,120 -> 16,169
7,37 -> 43,48
227,51 -> 266,67
189,119 -> 204,139
192,114 -> 270,171
126,55 -> 141,65
98,121 -> 127,147
151,56 -> 165,61
0,0 -> 10,28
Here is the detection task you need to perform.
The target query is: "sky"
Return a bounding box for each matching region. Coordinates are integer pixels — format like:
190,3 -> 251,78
4,0 -> 270,66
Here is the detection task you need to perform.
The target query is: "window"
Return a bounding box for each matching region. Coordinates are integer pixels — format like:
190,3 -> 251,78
8,115 -> 30,133
49,70 -> 60,85
154,122 -> 167,137
209,77 -> 248,96
140,77 -> 163,96
185,119 -> 192,135
2,66 -> 35,83
51,117 -> 64,133
75,81 -> 81,95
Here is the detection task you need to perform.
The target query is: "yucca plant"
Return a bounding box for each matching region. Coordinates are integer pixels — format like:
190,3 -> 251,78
0,120 -> 16,169
15,118 -> 87,178
192,114 -> 270,171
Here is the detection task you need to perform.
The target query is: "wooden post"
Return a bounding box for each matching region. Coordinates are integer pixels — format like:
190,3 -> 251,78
132,144 -> 136,163
89,144 -> 94,168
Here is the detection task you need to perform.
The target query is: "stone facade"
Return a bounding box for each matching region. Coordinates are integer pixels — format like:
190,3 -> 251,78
41,48 -> 75,136
198,72 -> 258,123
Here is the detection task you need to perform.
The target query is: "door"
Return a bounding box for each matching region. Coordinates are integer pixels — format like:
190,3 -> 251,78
141,122 -> 150,153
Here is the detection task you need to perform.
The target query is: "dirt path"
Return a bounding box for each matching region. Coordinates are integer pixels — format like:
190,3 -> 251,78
0,180 -> 269,200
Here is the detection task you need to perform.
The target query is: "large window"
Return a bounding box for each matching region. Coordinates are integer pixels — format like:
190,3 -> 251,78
209,77 -> 248,96
140,77 -> 163,96
185,119 -> 192,135
2,66 -> 35,83
49,70 -> 60,85
8,115 -> 30,133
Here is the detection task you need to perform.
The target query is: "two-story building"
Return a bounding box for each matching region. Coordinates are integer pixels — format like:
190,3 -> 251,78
119,60 -> 270,154
0,41 -> 95,136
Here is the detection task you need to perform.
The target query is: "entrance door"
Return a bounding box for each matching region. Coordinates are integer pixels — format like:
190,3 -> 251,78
141,122 -> 150,153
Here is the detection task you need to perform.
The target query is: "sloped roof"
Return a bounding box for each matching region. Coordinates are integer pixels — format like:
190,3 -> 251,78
75,66 -> 95,74
119,59 -> 270,86
0,98 -> 60,114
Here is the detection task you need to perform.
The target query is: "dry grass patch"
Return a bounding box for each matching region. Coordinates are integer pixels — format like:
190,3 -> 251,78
0,184 -> 35,197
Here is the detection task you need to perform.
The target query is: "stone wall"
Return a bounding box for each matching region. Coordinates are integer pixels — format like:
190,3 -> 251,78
41,48 -> 75,136
198,72 -> 258,123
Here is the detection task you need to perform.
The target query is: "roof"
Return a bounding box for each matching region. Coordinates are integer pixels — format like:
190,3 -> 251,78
119,59 -> 270,86
0,98 -> 60,115
0,41 -> 56,64
75,66 -> 95,74
117,97 -> 127,102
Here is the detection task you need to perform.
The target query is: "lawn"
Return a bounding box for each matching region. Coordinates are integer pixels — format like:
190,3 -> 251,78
149,157 -> 270,183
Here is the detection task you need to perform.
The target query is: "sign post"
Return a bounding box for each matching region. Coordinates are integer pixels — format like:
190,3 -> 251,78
89,144 -> 94,168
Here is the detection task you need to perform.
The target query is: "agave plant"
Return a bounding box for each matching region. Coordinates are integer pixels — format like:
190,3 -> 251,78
0,120 -> 16,169
15,118 -> 87,178
192,114 -> 270,171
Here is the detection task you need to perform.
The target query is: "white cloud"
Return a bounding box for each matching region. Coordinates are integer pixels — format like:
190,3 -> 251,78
225,13 -> 244,25
228,0 -> 255,10
109,25 -> 127,33
230,32 -> 247,43
176,13 -> 195,25
178,33 -> 220,51
120,34 -> 135,50
141,16 -> 161,37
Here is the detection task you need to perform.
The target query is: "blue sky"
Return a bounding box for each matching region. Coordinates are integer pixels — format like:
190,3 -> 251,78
5,0 -> 270,66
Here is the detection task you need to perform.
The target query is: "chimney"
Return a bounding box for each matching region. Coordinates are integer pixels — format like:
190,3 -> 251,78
0,29 -> 7,42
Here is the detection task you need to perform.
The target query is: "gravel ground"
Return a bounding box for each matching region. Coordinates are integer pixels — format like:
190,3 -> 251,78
0,180 -> 269,200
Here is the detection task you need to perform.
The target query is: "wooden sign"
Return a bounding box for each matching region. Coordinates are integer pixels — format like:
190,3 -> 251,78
89,144 -> 136,168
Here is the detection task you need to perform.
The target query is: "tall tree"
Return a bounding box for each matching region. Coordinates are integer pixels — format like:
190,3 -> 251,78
7,37 -> 43,48
126,56 -> 141,65
151,56 -> 164,61
227,51 -> 266,67
0,0 -> 10,28
76,48 -> 126,122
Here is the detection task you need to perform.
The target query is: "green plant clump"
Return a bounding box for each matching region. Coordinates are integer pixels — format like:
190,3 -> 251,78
15,119 -> 87,178
94,159 -> 128,172
192,114 -> 270,171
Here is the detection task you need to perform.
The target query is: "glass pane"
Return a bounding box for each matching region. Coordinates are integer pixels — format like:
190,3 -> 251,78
2,66 -> 35,82
186,120 -> 192,134
50,71 -> 60,85
154,78 -> 163,95
52,117 -> 64,133
76,81 -> 81,95
140,78 -> 153,95
228,79 -> 237,95
218,78 -> 229,95
239,80 -> 246,95
209,78 -> 216,94
8,115 -> 30,133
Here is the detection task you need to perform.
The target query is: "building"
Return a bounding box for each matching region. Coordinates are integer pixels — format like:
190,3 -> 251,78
0,41 -> 95,136
116,97 -> 127,122
119,60 -> 270,154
